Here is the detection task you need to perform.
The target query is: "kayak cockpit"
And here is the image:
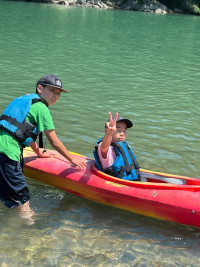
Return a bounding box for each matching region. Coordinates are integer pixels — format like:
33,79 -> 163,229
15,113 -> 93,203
140,171 -> 186,184
92,163 -> 200,189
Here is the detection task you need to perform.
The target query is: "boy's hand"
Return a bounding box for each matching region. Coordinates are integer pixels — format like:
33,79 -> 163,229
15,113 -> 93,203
106,112 -> 118,133
70,157 -> 87,171
37,149 -> 55,158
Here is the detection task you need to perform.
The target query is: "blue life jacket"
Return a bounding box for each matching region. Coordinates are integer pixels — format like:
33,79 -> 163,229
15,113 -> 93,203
0,93 -> 44,147
93,138 -> 140,181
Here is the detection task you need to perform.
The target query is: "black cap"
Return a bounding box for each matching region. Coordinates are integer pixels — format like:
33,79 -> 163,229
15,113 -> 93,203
107,115 -> 133,128
36,74 -> 69,93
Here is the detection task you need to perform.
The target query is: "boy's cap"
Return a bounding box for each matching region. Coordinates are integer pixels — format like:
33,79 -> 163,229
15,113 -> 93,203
107,115 -> 133,128
36,74 -> 69,93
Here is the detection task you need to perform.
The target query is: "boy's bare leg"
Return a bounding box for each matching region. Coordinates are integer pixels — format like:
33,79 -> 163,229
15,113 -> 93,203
17,201 -> 34,219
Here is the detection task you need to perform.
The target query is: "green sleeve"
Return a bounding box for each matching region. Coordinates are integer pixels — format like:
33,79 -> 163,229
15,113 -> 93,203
26,101 -> 55,132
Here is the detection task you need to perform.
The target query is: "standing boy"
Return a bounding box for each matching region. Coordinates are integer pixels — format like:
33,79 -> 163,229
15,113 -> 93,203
0,74 -> 86,219
93,112 -> 140,181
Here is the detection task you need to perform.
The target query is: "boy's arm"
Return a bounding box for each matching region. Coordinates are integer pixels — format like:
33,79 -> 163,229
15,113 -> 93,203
101,132 -> 113,159
44,129 -> 86,170
100,112 -> 118,159
30,142 -> 53,158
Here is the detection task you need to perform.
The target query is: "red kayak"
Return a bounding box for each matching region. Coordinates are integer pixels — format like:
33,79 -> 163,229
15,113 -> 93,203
23,148 -> 200,228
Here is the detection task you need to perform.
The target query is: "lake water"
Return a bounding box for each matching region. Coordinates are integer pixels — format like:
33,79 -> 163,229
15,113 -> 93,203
0,1 -> 200,266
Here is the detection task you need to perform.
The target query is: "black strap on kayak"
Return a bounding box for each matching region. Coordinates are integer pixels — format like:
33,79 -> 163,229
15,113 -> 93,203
39,132 -> 44,148
39,132 -> 47,154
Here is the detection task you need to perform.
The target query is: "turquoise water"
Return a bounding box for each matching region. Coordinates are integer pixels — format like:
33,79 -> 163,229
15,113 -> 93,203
0,1 -> 200,266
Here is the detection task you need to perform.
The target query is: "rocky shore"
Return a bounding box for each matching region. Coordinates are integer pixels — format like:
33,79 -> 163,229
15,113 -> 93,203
50,0 -> 200,15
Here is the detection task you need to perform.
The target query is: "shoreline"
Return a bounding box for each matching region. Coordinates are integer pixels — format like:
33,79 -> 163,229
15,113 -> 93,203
47,0 -> 200,15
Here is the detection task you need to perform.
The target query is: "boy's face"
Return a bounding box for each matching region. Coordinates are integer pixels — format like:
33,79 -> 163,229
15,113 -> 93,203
37,85 -> 62,106
112,121 -> 127,143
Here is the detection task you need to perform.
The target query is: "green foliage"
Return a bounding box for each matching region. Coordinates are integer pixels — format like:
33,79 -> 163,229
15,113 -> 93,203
193,4 -> 200,12
138,0 -> 144,4
159,0 -> 200,9
159,0 -> 182,9
159,0 -> 200,13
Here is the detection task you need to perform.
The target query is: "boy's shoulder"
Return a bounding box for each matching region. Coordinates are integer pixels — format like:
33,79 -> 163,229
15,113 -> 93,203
30,101 -> 49,112
28,102 -> 52,123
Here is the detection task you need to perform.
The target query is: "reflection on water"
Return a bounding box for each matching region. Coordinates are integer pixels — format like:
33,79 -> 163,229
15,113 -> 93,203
0,1 -> 200,266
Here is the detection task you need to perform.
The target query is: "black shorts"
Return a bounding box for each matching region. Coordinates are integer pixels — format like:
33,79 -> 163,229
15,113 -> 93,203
0,153 -> 30,208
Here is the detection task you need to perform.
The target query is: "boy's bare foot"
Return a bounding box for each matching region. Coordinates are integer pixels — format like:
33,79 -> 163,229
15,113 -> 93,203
17,201 -> 35,224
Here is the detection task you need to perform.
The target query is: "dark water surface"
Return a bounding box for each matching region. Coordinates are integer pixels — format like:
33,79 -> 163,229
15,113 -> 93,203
0,1 -> 200,266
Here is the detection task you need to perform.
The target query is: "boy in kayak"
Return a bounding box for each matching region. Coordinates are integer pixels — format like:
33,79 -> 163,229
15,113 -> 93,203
93,112 -> 140,181
94,112 -> 186,185
0,74 -> 86,221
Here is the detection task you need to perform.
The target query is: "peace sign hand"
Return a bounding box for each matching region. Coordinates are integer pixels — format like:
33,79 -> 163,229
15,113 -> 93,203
106,112 -> 118,133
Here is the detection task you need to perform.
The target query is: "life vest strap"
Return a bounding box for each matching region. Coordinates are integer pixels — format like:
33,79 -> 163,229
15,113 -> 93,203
125,143 -> 140,179
0,114 -> 22,129
0,114 -> 37,144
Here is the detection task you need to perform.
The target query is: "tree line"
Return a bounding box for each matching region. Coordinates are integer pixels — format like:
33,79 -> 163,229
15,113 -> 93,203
158,0 -> 200,11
